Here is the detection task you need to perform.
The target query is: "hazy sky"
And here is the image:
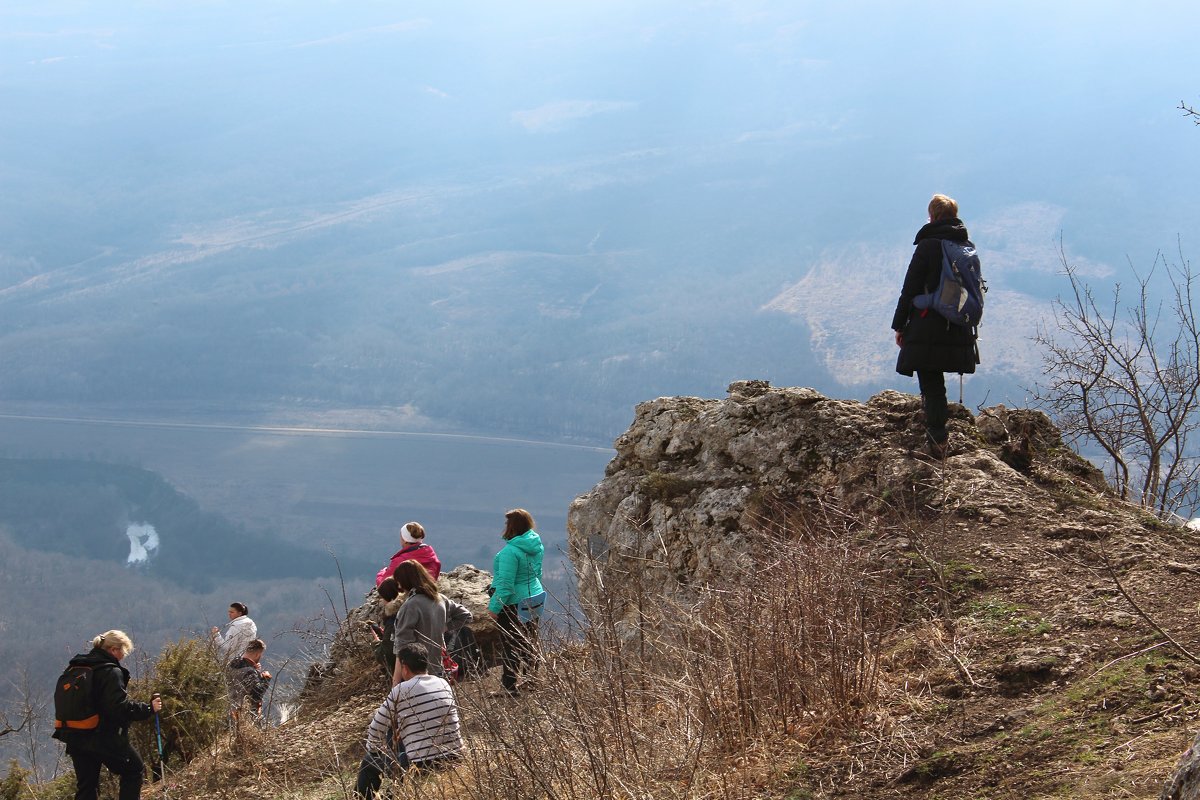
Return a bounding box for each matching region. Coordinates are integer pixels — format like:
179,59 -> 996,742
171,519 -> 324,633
0,1 -> 1198,424
3,2 -> 1197,249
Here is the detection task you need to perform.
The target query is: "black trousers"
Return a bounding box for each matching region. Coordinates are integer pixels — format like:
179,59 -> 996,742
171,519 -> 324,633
355,747 -> 457,799
497,605 -> 538,693
916,369 -> 949,443
68,739 -> 144,800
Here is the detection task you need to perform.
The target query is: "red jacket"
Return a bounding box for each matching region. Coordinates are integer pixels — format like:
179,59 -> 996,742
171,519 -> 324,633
375,543 -> 442,585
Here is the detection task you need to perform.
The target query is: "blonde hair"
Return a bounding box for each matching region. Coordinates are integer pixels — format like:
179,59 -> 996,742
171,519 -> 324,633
92,630 -> 134,658
928,194 -> 959,222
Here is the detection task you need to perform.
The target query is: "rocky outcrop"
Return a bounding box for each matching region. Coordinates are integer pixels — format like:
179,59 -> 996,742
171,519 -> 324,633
566,380 -> 1200,796
567,380 -> 1108,616
301,563 -> 499,701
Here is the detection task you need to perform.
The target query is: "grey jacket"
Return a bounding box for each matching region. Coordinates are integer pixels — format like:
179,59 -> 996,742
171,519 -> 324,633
393,592 -> 472,677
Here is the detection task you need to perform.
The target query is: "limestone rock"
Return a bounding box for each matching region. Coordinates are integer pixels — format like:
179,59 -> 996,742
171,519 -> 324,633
567,381 -> 1115,620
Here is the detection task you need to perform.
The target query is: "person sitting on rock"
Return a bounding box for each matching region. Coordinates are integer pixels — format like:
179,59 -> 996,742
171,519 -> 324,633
368,576 -> 403,675
375,522 -> 442,585
228,639 -> 271,720
356,643 -> 463,799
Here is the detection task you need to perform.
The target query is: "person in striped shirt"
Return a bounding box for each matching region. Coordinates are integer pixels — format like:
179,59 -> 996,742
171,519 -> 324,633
356,643 -> 464,798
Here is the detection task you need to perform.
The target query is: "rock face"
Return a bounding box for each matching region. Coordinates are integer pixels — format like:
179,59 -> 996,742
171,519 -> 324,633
566,381 -> 1200,795
567,380 -> 1106,615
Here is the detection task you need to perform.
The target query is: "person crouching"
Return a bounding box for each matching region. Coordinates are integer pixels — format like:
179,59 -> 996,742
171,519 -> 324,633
357,643 -> 463,798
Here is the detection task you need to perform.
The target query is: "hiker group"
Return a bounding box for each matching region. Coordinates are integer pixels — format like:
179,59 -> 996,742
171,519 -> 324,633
51,507 -> 546,800
355,507 -> 546,798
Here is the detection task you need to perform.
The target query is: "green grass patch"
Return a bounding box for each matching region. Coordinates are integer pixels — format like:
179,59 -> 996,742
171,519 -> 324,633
965,597 -> 1052,638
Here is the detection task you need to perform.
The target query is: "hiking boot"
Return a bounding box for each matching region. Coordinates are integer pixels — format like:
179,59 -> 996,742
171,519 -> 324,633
925,431 -> 948,459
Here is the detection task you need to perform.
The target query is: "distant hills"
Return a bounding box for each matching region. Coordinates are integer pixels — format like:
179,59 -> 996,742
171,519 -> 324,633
0,457 -> 370,590
0,182 -> 1068,446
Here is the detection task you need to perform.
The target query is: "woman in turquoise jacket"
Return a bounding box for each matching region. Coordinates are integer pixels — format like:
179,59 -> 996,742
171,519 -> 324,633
487,508 -> 546,696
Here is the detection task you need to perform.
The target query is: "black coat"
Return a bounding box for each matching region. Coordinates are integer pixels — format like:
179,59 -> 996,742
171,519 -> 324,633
891,218 -> 980,377
56,647 -> 153,749
228,656 -> 270,708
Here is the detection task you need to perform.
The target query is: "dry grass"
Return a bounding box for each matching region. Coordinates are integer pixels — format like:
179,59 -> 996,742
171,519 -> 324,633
138,506 -> 893,800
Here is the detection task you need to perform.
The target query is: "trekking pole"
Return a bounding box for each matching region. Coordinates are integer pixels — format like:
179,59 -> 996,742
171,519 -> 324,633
152,693 -> 169,799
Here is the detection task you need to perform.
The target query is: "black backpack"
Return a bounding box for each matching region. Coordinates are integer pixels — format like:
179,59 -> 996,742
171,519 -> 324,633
52,663 -> 113,739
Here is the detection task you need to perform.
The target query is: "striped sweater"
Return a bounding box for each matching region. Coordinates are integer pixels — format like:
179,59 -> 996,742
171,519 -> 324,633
364,674 -> 463,764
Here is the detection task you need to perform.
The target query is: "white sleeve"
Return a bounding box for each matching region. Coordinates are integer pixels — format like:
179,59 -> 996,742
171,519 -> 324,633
365,684 -> 403,751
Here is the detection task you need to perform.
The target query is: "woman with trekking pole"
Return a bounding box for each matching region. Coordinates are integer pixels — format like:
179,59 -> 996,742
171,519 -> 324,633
53,629 -> 163,800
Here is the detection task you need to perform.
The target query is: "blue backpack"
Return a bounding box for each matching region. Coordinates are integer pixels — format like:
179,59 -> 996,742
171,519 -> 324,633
913,240 -> 985,329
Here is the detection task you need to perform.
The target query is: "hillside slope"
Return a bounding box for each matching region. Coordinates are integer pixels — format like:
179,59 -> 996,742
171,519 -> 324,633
130,382 -> 1200,799
567,380 -> 1200,798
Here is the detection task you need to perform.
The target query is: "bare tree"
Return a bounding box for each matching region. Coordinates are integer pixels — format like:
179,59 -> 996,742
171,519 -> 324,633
1033,243 -> 1200,518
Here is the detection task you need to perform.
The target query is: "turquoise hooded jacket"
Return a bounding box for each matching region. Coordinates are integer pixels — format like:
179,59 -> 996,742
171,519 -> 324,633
488,530 -> 545,614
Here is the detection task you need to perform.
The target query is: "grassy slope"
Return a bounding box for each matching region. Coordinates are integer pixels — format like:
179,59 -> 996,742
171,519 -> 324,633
136,440 -> 1200,800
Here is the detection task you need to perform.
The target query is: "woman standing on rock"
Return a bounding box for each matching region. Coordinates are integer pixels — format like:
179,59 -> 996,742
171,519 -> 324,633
375,521 -> 442,585
891,193 -> 981,458
487,508 -> 546,697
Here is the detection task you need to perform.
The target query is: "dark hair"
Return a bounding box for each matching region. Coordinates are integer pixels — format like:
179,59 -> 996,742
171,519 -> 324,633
503,508 -> 535,540
395,643 -> 429,674
377,576 -> 400,602
245,639 -> 265,653
230,602 -> 249,617
392,560 -> 439,601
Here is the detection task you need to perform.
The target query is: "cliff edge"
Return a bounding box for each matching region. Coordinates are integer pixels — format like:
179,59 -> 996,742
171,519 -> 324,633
568,381 -> 1200,798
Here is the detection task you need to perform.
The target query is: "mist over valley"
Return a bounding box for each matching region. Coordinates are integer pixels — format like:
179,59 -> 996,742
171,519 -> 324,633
1,1 -> 1199,778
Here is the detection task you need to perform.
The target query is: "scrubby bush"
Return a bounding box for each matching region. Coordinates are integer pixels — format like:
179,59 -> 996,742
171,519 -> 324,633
0,761 -> 72,800
129,636 -> 228,773
0,760 -> 29,800
443,514 -> 890,800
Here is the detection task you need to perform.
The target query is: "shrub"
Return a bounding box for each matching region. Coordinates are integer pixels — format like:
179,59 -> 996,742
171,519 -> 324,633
0,760 -> 28,800
129,637 -> 228,772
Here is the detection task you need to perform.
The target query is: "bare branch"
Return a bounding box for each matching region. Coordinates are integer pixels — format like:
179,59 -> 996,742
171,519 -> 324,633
1182,100 -> 1200,125
1031,242 -> 1200,518
1098,549 -> 1200,664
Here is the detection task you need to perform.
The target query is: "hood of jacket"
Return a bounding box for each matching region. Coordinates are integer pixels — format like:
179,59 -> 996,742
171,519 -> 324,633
913,217 -> 969,246
381,596 -> 405,617
506,530 -> 544,558
69,647 -> 127,682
